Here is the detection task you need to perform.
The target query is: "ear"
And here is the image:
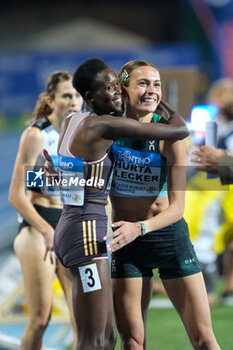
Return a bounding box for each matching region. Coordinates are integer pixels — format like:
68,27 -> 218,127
85,91 -> 94,103
45,96 -> 54,109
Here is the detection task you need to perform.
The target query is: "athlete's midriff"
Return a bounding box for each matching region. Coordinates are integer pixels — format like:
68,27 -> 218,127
110,195 -> 169,222
28,191 -> 63,209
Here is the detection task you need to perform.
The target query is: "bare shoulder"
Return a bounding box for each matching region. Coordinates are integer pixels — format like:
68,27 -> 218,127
18,126 -> 44,162
162,139 -> 186,165
81,114 -> 115,127
78,114 -> 117,138
80,114 -> 136,138
21,126 -> 44,147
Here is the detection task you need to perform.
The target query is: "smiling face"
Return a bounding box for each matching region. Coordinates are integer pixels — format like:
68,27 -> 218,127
124,66 -> 162,118
49,79 -> 83,119
90,68 -> 122,115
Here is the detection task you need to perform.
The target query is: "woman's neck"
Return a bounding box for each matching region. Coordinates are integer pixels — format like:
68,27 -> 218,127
138,113 -> 155,124
48,113 -> 63,132
124,106 -> 154,123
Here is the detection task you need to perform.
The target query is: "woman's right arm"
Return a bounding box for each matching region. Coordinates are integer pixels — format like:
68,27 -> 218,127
87,111 -> 189,142
9,127 -> 54,252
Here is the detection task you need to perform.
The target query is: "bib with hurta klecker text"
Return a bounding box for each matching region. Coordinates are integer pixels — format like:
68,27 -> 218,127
110,143 -> 162,198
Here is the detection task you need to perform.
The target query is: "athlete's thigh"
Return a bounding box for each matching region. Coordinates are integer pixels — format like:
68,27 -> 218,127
14,226 -> 55,317
162,272 -> 212,333
141,277 -> 153,333
56,261 -> 72,302
56,261 -> 75,322
70,258 -> 112,333
112,277 -> 144,342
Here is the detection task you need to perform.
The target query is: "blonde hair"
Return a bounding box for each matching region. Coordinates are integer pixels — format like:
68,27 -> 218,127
31,71 -> 72,122
118,60 -> 156,88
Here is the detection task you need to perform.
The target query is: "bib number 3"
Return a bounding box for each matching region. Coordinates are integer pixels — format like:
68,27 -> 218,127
78,263 -> 102,293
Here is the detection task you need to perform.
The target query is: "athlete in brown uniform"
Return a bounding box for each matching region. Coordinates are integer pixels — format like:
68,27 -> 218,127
45,58 -> 188,350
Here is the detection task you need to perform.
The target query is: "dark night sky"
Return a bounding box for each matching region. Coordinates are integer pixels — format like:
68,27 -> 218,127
0,0 -> 206,45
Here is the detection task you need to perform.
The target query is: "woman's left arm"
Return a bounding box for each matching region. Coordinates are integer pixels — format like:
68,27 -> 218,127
144,139 -> 186,232
104,140 -> 186,251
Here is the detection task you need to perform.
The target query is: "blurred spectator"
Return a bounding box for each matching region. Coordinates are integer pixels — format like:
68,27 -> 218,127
185,83 -> 233,306
191,101 -> 233,305
207,78 -> 233,109
217,103 -> 233,150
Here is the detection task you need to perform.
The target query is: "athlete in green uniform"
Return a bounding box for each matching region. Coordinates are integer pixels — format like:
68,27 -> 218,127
104,60 -> 220,350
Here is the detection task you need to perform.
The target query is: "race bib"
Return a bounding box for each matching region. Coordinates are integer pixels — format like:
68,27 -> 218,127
58,153 -> 85,206
78,263 -> 102,293
110,145 -> 161,197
